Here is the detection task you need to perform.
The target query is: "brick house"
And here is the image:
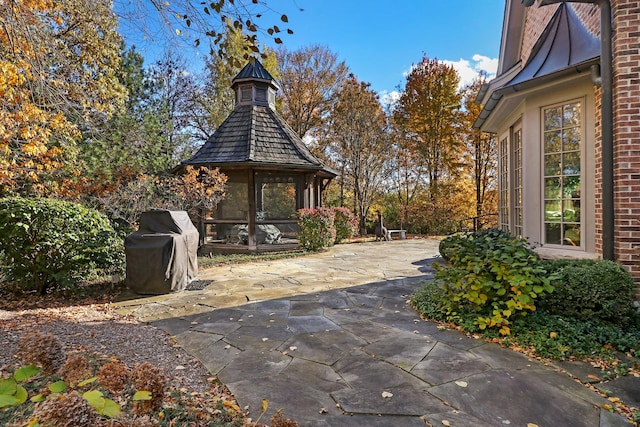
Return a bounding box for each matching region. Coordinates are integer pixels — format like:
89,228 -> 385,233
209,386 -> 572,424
475,0 -> 640,291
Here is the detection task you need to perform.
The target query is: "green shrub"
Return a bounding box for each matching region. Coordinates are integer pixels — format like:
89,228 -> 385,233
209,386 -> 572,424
434,228 -> 554,335
538,259 -> 639,327
410,281 -> 450,323
505,312 -> 640,360
332,207 -> 358,243
0,197 -> 124,294
297,208 -> 336,252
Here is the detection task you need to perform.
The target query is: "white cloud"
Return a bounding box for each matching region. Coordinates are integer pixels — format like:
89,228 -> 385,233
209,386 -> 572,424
379,90 -> 401,110
442,54 -> 498,89
472,54 -> 499,75
384,54 -> 499,104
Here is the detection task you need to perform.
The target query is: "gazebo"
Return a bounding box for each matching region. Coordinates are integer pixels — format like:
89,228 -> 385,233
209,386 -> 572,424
179,59 -> 336,253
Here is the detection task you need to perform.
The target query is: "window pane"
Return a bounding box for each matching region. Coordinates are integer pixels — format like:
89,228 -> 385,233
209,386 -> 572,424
545,200 -> 562,222
562,199 -> 580,222
562,152 -> 580,175
563,223 -> 581,246
563,176 -> 580,198
563,103 -> 581,126
545,154 -> 561,176
545,223 -> 562,244
545,177 -> 561,198
544,131 -> 562,153
563,128 -> 580,152
544,106 -> 562,130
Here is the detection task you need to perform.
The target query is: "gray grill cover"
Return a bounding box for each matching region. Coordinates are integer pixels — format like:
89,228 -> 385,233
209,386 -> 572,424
125,210 -> 199,294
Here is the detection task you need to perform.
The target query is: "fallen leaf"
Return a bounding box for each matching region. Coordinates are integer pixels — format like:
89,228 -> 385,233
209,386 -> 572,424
549,331 -> 558,338
261,338 -> 269,342
607,396 -> 620,403
381,391 -> 393,398
455,381 -> 468,388
289,346 -> 298,351
442,420 -> 451,426
190,321 -> 198,325
224,345 -> 231,349
587,374 -> 601,381
527,424 -> 539,427
319,407 -> 328,414
175,365 -> 185,370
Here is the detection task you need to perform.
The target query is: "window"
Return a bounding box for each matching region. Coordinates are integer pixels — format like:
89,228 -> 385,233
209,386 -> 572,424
498,126 -> 521,236
241,86 -> 252,102
498,136 -> 509,231
256,87 -> 267,102
512,128 -> 523,237
543,101 -> 582,247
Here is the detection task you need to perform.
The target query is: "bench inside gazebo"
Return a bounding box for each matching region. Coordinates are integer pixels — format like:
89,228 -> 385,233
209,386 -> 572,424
177,59 -> 336,254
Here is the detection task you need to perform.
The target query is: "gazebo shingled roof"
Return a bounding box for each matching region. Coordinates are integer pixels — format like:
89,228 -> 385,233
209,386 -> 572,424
182,60 -> 336,177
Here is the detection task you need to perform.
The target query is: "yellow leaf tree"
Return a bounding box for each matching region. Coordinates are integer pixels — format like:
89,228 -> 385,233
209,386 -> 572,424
0,0 -> 125,196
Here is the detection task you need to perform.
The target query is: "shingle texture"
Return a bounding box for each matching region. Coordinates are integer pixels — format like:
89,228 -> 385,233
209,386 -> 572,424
184,104 -> 326,169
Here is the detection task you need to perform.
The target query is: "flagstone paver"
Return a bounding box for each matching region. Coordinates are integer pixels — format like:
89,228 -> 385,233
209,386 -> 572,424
114,239 -> 637,426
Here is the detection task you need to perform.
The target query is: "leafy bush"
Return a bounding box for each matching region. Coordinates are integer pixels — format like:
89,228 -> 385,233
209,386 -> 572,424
434,228 -> 554,335
332,207 -> 358,243
297,208 -> 336,252
538,259 -> 639,327
412,280 -> 640,361
0,197 -> 124,294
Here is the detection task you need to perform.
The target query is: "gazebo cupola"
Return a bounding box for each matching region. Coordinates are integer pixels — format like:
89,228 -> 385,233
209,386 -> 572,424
232,62 -> 279,109
179,59 -> 337,253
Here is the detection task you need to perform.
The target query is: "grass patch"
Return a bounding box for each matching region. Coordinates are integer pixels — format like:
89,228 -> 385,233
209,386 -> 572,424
198,250 -> 307,269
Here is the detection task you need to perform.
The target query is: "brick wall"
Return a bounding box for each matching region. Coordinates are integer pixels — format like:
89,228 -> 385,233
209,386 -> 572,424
611,0 -> 640,295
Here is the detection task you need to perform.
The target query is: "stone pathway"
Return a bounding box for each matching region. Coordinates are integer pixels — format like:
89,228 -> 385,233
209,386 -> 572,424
114,239 -> 637,426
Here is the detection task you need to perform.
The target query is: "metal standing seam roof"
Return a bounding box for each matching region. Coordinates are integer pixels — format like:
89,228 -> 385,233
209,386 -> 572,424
182,59 -> 336,176
233,60 -> 281,90
474,3 -> 600,130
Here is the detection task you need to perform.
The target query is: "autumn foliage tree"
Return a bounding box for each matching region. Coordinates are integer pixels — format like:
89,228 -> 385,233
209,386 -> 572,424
461,75 -> 498,228
327,75 -> 390,230
119,0 -> 294,64
385,56 -> 473,234
98,166 -> 227,230
393,56 -> 463,197
276,45 -> 349,142
0,0 -> 125,197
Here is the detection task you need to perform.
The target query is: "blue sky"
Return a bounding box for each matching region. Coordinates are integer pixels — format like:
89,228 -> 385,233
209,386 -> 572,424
119,1 -> 505,100
267,1 -> 505,97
